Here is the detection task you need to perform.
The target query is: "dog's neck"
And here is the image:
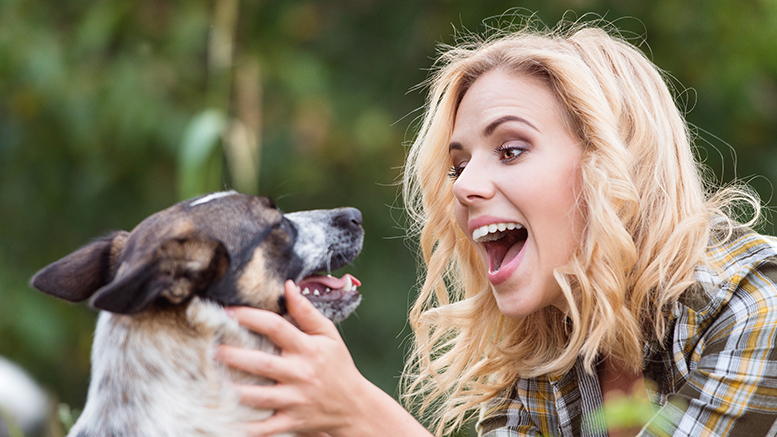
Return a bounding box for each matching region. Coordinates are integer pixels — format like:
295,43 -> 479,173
68,298 -> 284,437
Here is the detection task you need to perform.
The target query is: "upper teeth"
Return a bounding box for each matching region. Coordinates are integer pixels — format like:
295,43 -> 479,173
472,223 -> 523,243
343,275 -> 357,292
296,275 -> 358,296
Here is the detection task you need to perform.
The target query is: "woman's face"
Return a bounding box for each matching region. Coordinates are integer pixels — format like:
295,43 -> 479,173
449,69 -> 585,318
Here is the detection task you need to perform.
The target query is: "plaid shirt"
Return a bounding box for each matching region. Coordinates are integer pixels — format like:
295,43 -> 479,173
477,228 -> 777,436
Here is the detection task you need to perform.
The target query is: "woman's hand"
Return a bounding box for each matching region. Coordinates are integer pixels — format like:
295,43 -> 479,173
219,280 -> 432,437
218,280 -> 370,437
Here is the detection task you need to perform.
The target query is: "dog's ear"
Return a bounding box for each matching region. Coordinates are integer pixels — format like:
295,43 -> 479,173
90,231 -> 229,314
30,231 -> 129,302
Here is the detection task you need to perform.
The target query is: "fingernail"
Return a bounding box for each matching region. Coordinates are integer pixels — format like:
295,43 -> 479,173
225,308 -> 236,318
286,280 -> 301,297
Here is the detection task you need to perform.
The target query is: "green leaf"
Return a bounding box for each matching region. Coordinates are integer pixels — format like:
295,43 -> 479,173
178,109 -> 227,200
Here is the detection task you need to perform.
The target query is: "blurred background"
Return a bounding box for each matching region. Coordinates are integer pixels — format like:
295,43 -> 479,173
1,0 -> 777,435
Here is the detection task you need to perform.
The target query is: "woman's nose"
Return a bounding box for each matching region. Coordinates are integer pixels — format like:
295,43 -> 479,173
452,159 -> 495,205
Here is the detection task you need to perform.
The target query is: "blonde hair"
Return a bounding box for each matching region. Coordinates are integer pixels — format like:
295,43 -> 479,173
401,19 -> 757,436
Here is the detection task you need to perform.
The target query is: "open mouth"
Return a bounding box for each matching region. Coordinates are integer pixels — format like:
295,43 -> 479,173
295,273 -> 361,301
472,223 -> 528,273
282,207 -> 364,322
293,273 -> 362,323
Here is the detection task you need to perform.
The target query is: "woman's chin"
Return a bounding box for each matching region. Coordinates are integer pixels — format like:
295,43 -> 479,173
492,279 -> 565,319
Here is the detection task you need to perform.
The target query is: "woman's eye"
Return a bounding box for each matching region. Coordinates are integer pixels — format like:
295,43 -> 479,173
448,165 -> 464,180
497,144 -> 526,161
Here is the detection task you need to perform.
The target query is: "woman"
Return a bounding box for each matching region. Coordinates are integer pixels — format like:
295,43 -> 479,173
219,20 -> 777,436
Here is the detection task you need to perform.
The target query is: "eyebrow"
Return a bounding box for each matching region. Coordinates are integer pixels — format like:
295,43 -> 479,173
449,115 -> 539,152
485,115 -> 539,135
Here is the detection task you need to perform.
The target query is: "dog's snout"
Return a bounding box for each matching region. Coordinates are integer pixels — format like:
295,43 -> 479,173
334,207 -> 363,230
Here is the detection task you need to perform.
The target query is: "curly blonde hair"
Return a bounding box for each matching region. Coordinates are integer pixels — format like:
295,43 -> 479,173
401,19 -> 756,436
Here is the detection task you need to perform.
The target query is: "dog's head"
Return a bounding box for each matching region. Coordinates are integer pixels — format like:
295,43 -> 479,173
30,191 -> 364,322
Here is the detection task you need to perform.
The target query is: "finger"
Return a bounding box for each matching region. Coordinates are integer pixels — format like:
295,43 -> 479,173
217,345 -> 290,382
244,416 -> 331,437
232,383 -> 295,410
285,280 -> 339,337
243,412 -> 299,437
228,306 -> 305,352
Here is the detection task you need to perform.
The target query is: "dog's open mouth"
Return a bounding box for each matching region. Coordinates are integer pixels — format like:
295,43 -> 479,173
283,207 -> 364,322
296,273 -> 360,300
293,273 -> 361,323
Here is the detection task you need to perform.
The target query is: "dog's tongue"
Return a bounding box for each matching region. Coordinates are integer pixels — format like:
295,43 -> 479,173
297,273 -> 361,295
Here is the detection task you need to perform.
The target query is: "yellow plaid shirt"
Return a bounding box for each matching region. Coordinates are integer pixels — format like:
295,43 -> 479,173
477,228 -> 777,436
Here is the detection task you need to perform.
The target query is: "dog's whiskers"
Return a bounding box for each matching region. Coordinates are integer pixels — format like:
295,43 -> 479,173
325,250 -> 335,274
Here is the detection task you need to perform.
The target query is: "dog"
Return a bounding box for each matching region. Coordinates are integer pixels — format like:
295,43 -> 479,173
30,191 -> 364,437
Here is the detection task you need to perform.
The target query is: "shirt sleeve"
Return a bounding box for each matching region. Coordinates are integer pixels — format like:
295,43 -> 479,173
641,259 -> 777,437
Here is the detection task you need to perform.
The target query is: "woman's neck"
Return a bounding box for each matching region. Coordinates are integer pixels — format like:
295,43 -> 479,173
597,355 -> 646,437
597,354 -> 643,399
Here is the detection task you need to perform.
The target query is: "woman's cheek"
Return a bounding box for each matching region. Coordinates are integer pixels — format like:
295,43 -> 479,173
453,203 -> 469,240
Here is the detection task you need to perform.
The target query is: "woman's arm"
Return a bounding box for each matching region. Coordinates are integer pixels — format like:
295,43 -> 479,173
218,281 -> 433,437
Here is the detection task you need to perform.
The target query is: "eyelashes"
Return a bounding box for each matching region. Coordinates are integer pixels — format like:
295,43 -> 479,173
448,143 -> 527,180
497,144 -> 524,161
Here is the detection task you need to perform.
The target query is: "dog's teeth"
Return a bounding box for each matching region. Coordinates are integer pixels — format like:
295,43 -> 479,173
325,288 -> 331,293
344,276 -> 353,292
313,289 -> 320,296
295,285 -> 302,294
302,288 -> 310,295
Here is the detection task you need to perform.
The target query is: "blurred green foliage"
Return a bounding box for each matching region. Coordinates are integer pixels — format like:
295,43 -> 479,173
1,1 -> 777,436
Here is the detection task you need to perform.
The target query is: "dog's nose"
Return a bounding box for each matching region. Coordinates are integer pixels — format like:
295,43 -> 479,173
334,207 -> 363,230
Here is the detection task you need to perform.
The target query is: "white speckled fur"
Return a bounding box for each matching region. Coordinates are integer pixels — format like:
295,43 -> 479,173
69,298 -> 292,437
286,209 -> 357,280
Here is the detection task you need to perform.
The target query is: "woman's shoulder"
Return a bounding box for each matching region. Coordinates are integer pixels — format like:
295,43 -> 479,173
676,227 -> 777,319
706,226 -> 777,272
657,227 -> 777,437
676,227 -> 777,324
715,227 -> 777,307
